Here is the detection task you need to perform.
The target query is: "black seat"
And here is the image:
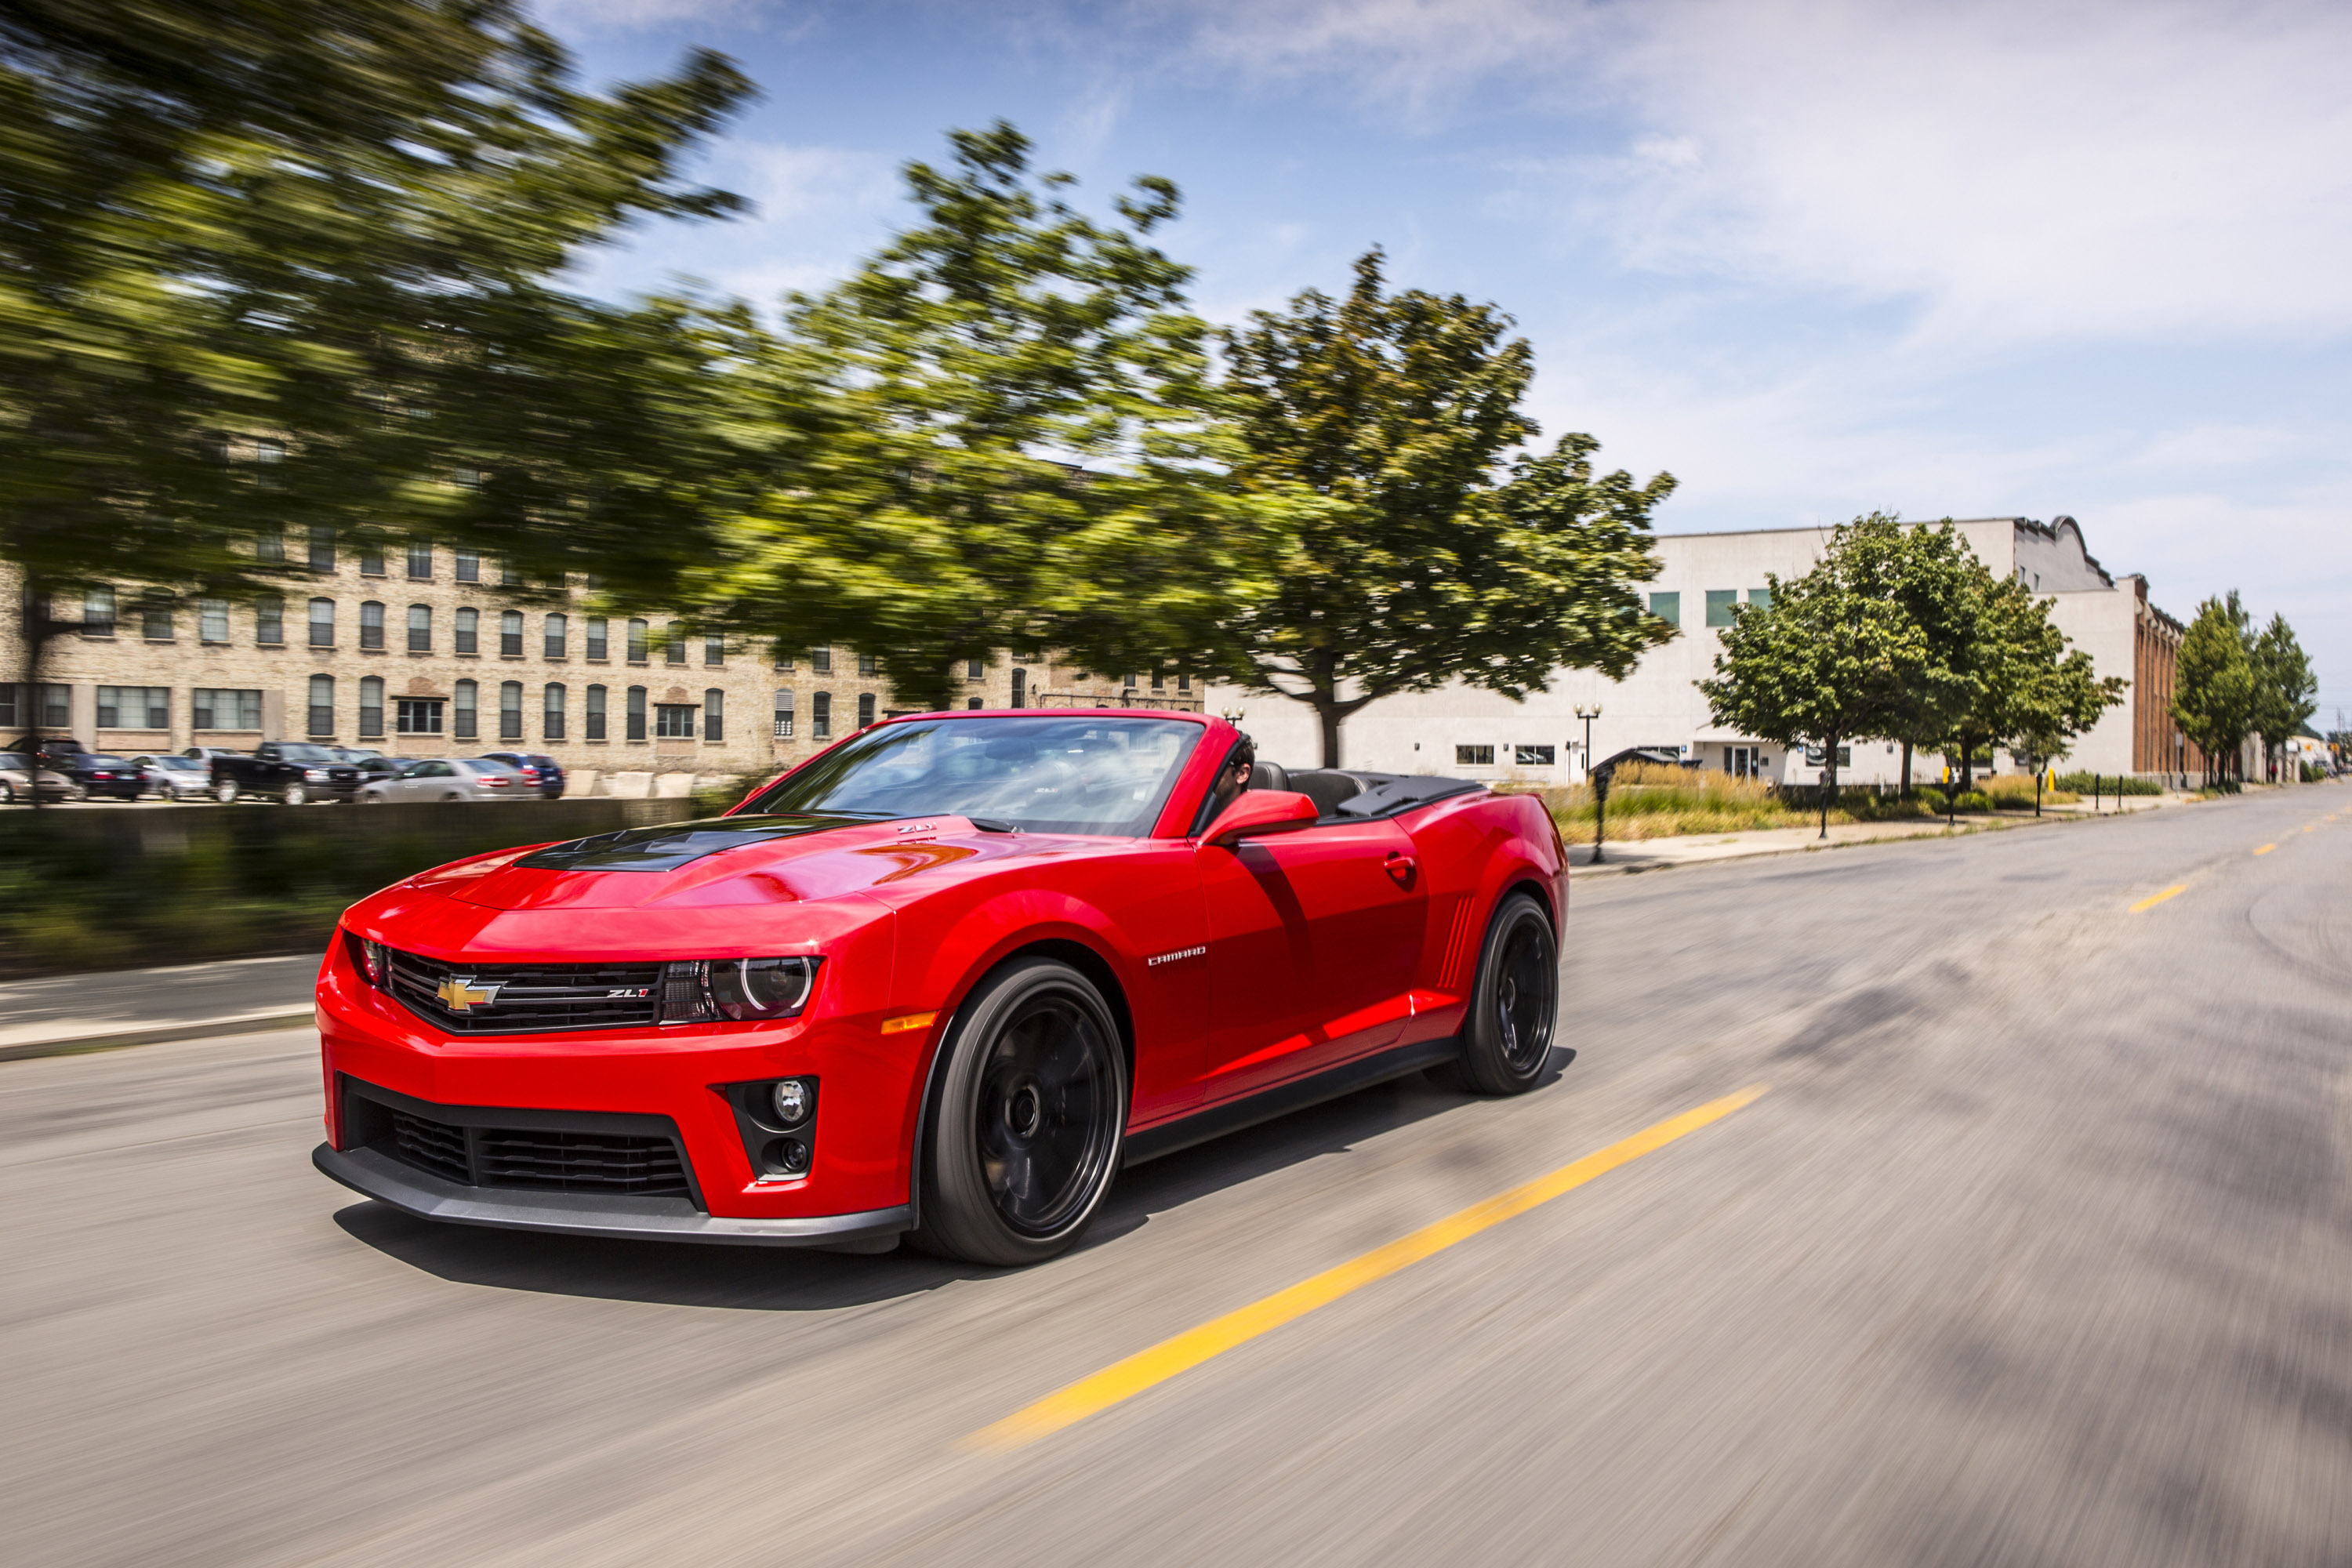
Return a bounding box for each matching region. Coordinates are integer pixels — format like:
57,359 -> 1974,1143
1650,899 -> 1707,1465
1284,768 -> 1367,816
1247,760 -> 1290,792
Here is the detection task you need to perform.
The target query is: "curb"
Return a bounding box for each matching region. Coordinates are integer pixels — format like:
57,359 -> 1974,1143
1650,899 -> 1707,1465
0,1009 -> 315,1063
1567,808 -> 2090,879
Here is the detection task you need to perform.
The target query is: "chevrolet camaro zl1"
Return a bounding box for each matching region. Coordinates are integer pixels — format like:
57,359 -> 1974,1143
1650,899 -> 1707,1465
314,710 -> 1567,1265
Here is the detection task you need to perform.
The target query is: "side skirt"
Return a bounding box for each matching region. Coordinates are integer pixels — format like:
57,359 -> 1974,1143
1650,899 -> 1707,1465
1121,1035 -> 1461,1168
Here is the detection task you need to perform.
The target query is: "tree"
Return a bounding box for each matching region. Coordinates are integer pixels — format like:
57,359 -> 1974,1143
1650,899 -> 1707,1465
684,122 -> 1260,712
1217,251 -> 1676,766
1835,516 -> 1983,795
1700,517 -> 1933,836
1939,570 -> 2125,791
2,0 -> 751,738
2249,612 -> 2317,782
2171,593 -> 2256,785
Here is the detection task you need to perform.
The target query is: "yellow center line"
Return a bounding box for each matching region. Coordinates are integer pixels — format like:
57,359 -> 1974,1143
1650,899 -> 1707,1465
966,1083 -> 1770,1453
2255,843 -> 2276,855
2129,885 -> 2187,913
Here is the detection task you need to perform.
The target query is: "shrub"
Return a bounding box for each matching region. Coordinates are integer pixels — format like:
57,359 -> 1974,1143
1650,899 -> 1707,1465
2302,761 -> 2328,783
1954,791 -> 1991,814
0,799 -> 700,979
1915,786 -> 1948,812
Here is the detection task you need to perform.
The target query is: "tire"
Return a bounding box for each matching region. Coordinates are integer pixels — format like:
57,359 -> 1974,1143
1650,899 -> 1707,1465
912,957 -> 1129,1266
0,781 -> 13,804
1451,892 -> 1559,1095
358,790 -> 385,804
282,782 -> 307,806
214,780 -> 239,804
65,783 -> 88,803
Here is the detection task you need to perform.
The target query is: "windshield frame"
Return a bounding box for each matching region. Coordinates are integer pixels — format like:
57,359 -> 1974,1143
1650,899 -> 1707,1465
741,714 -> 1208,839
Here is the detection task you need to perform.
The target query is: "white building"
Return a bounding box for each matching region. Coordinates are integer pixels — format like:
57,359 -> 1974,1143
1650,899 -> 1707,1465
1212,517 -> 2185,787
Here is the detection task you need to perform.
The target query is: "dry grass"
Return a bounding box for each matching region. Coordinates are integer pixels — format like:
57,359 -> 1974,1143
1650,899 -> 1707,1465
1506,762 -> 1939,841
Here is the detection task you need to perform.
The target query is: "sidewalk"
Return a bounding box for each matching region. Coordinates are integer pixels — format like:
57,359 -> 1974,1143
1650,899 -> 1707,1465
0,953 -> 318,1061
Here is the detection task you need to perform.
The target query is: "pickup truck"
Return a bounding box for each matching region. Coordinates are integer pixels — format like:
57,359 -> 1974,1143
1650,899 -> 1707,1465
209,742 -> 363,804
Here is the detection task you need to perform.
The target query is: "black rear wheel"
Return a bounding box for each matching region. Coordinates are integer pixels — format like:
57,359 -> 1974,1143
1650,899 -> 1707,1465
913,957 -> 1127,1265
1454,892 -> 1559,1094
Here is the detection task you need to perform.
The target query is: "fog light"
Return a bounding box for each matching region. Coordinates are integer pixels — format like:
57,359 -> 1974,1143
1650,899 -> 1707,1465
771,1078 -> 811,1127
775,1138 -> 811,1176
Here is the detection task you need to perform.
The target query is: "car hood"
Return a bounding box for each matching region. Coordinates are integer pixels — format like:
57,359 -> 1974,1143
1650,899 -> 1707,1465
423,813 -> 1096,912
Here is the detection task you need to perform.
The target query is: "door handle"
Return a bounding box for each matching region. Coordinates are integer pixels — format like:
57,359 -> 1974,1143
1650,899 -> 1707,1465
1385,851 -> 1417,887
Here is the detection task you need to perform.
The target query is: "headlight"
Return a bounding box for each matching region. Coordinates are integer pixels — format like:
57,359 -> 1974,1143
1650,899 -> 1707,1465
303,768 -> 328,781
659,957 -> 818,1024
347,934 -> 388,986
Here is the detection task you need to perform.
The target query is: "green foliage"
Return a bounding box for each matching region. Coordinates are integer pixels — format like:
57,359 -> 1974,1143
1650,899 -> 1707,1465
1953,790 -> 1991,814
1700,514 -> 1932,787
2302,760 -> 2328,783
2171,593 -> 2256,782
1515,764 -> 1930,840
1915,785 -> 1948,812
685,123 -> 1255,711
2,0 -> 751,685
1220,250 -> 1675,765
2249,612 -> 2317,769
1943,568 -> 2125,787
0,799 -> 696,978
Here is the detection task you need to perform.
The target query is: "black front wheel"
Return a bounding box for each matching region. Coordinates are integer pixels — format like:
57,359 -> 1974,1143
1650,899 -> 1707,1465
913,957 -> 1127,1266
1453,892 -> 1559,1094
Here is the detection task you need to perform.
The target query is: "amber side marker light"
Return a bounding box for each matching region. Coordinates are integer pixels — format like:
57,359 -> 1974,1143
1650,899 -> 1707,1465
880,1011 -> 939,1036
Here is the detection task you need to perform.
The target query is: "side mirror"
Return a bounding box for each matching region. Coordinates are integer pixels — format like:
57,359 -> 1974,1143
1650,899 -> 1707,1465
1204,789 -> 1319,846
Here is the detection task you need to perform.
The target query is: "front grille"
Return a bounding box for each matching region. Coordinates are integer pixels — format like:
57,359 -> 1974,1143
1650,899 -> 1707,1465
383,947 -> 665,1035
384,1108 -> 691,1197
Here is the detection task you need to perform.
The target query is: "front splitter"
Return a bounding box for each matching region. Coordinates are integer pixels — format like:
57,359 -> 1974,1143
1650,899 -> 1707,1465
314,1143 -> 909,1249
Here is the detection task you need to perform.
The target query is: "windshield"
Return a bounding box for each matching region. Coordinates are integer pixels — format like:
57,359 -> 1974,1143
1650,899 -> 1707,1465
746,716 -> 1203,837
274,745 -> 342,764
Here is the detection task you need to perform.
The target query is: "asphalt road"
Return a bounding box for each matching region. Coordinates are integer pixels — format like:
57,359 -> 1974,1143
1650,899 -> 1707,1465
8,786 -> 2350,1566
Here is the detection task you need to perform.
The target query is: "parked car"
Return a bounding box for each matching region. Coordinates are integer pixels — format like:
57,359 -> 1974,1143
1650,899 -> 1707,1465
1,752 -> 83,803
478,751 -> 566,799
314,711 -> 1567,1265
209,742 -> 363,804
14,735 -> 87,764
325,748 -> 405,785
354,757 -> 528,804
130,754 -> 213,801
49,752 -> 144,801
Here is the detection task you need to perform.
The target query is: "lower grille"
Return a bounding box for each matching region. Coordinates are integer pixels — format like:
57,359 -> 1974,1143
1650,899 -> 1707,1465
383,948 -> 665,1035
391,1110 -> 470,1185
383,1109 -> 691,1198
476,1128 -> 690,1195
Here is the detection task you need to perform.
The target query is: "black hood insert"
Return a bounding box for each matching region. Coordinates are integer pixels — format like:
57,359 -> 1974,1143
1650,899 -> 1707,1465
511,813 -> 885,873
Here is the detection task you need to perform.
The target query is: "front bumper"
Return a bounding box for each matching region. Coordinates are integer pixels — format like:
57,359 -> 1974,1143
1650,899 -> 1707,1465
314,1142 -> 909,1247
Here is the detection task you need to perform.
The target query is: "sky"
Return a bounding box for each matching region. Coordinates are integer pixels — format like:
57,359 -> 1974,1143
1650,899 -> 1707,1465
539,0 -> 2352,724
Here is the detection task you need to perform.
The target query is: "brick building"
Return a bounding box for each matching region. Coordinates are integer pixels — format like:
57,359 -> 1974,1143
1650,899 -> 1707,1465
0,546 -> 1200,792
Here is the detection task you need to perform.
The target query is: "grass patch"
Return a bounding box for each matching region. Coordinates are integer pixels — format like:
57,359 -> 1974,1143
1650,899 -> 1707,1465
2055,770 -> 2162,797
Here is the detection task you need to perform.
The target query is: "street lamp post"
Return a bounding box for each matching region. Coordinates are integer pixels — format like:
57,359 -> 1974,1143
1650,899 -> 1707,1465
1575,704 -> 1603,864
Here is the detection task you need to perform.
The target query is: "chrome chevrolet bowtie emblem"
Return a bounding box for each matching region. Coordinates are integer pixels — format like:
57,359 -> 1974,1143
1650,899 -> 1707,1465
436,976 -> 503,1012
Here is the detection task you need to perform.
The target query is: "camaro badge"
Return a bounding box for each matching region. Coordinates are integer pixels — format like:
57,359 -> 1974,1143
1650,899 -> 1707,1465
436,976 -> 503,1012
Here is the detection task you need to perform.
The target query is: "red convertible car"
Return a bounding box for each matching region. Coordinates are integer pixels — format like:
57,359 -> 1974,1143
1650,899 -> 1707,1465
314,711 -> 1567,1265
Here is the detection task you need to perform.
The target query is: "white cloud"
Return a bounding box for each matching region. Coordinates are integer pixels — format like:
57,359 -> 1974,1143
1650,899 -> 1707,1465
1174,0 -> 2352,348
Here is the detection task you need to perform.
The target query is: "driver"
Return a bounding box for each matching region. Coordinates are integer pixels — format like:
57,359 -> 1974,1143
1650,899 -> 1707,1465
1207,734 -> 1256,820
